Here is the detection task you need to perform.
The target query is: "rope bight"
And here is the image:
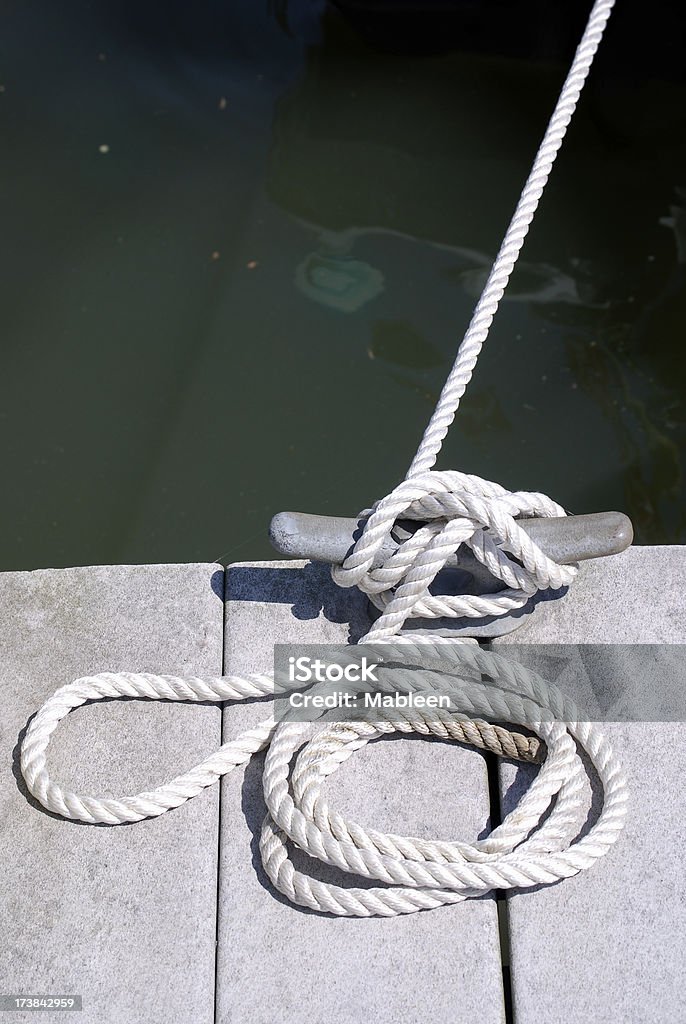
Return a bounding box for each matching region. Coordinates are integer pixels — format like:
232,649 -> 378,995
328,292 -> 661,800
21,0 -> 627,917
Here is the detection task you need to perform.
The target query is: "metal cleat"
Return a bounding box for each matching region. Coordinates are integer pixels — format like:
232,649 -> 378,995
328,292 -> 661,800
269,509 -> 633,637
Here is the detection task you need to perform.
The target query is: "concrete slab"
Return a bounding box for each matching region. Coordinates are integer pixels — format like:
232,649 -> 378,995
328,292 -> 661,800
497,545 -> 686,643
493,546 -> 686,1024
217,559 -> 507,1024
2,563 -> 224,1024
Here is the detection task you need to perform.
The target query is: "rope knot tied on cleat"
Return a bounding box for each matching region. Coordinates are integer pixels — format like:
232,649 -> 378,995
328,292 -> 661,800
332,470 -> 578,642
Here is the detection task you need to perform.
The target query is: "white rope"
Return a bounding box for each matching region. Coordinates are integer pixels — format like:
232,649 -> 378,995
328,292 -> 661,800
407,0 -> 615,480
21,647 -> 628,916
21,0 -> 626,917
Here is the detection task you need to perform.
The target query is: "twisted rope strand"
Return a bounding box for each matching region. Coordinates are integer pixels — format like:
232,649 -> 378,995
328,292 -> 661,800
407,0 -> 615,479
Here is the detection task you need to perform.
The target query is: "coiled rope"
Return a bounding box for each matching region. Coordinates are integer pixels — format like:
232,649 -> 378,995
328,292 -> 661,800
21,0 -> 627,917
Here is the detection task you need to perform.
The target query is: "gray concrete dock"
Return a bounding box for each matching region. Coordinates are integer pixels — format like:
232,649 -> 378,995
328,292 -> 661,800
2,550 -> 685,1022
1,564 -> 223,1024
494,548 -> 686,1024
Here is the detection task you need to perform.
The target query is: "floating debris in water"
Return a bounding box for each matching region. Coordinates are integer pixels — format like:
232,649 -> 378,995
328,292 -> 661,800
98,144 -> 110,154
246,260 -> 258,270
295,252 -> 383,313
445,256 -> 606,307
211,251 -> 221,261
218,97 -> 228,110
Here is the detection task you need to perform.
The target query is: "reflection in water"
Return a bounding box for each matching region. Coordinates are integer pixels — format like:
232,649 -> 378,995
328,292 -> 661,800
568,329 -> 684,543
368,321 -> 443,370
296,224 -> 601,310
454,390 -> 513,448
295,251 -> 384,311
660,187 -> 686,264
454,260 -> 604,307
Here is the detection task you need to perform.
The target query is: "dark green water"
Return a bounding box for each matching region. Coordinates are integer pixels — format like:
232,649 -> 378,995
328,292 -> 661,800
2,1 -> 685,572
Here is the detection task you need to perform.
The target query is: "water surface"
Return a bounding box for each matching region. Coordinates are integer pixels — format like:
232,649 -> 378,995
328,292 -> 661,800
2,0 -> 685,571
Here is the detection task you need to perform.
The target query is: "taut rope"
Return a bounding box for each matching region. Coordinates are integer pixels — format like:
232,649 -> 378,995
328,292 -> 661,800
21,0 -> 626,917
